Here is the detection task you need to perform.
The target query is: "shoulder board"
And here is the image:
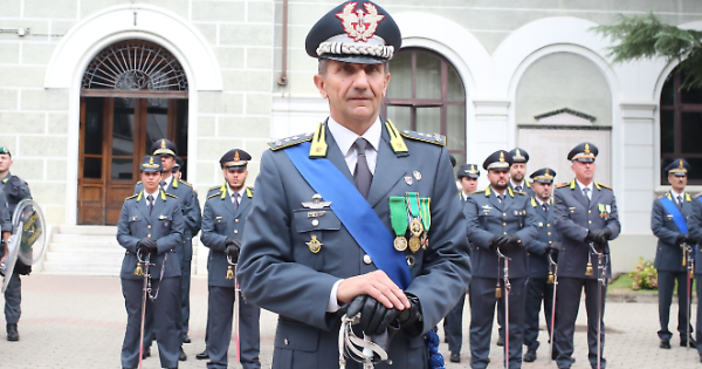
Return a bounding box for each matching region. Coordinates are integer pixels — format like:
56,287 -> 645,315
596,182 -> 612,190
166,193 -> 178,199
531,198 -> 537,207
125,194 -> 138,200
555,182 -> 569,188
178,179 -> 192,188
246,186 -> 254,198
693,192 -> 702,199
471,190 -> 483,195
268,132 -> 314,151
658,194 -> 667,199
209,185 -> 221,192
136,180 -> 143,185
207,192 -> 221,199
514,191 -> 527,196
399,130 -> 446,146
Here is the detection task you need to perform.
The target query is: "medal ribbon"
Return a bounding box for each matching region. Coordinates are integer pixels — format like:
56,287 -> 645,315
419,197 -> 431,232
406,192 -> 420,219
389,197 -> 409,237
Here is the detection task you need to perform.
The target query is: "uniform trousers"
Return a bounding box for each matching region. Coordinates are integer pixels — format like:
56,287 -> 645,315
470,276 -> 527,369
179,247 -> 192,338
121,277 -> 180,369
443,292 -> 466,353
657,270 -> 692,341
524,277 -> 554,351
554,277 -> 606,369
206,285 -> 261,369
4,273 -> 21,324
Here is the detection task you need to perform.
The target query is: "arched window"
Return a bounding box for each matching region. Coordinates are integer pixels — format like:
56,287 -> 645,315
382,48 -> 466,166
660,72 -> 702,184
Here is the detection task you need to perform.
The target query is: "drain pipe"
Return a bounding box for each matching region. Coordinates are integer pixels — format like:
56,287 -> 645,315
277,0 -> 289,86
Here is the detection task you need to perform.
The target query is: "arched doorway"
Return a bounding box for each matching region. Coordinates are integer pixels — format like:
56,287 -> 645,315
78,40 -> 189,225
381,48 -> 466,169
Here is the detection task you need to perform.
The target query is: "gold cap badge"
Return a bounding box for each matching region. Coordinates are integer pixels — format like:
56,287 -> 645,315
499,152 -> 505,163
584,143 -> 590,154
680,160 -> 684,169
234,151 -> 240,162
161,139 -> 166,149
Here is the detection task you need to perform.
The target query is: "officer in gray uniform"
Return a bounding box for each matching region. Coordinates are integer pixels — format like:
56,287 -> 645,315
465,150 -> 537,369
118,155 -> 184,369
552,142 -> 620,369
444,163 -> 480,363
523,168 -> 561,363
237,2 -> 471,368
135,139 -> 201,360
199,149 -> 261,369
509,148 -> 534,198
651,159 -> 696,350
689,185 -> 702,362
0,146 -> 32,342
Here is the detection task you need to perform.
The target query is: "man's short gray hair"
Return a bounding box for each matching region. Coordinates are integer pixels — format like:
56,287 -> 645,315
317,59 -> 390,76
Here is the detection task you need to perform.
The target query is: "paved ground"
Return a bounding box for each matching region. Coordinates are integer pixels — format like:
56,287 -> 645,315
0,274 -> 699,369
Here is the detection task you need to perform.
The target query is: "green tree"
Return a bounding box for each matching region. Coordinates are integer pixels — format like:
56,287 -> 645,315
592,12 -> 702,90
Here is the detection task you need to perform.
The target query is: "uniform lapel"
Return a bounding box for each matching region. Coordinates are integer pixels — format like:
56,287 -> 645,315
572,181 -> 590,208
221,189 -> 237,218
367,129 -> 406,209
590,184 -> 602,210
488,189 -> 503,211
324,126 -> 355,185
234,191 -> 252,218
150,191 -> 166,222
135,191 -> 150,221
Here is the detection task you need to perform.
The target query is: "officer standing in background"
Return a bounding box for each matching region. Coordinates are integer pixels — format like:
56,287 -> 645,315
199,149 -> 261,369
689,180 -> 702,363
654,159 -> 696,349
172,157 -> 184,180
443,163 -> 480,363
117,156 -> 184,369
523,168 -> 561,363
552,142 -> 620,369
465,150 -> 537,369
236,1 -> 471,367
509,148 -> 534,197
136,139 -> 201,361
0,147 -> 32,342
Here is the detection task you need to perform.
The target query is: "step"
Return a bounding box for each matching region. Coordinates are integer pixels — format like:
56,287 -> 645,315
51,234 -> 118,245
42,261 -> 120,276
44,251 -> 124,263
56,225 -> 118,235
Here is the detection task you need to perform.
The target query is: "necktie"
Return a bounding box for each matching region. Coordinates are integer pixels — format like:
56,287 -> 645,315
147,195 -> 154,215
583,187 -> 591,206
353,138 -> 372,199
232,192 -> 240,211
515,185 -> 522,193
677,195 -> 683,209
159,180 -> 167,193
497,194 -> 504,205
543,203 -> 549,213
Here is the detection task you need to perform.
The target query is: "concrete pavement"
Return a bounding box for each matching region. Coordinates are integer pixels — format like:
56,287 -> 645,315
0,273 -> 698,369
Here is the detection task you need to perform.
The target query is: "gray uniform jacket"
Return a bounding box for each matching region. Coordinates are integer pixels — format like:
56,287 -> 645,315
687,194 -> 702,274
510,180 -> 534,198
651,192 -> 692,273
237,122 -> 471,368
201,185 -> 253,288
552,179 -> 620,279
116,190 -> 184,280
135,177 -> 200,261
0,191 -> 11,233
464,187 -> 538,279
524,197 -> 561,279
1,172 -> 32,274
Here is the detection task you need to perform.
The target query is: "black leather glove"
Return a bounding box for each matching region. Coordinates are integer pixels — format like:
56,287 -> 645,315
345,295 -> 401,336
545,242 -> 560,259
488,234 -> 501,250
504,234 -> 521,247
676,233 -> 691,247
136,238 -> 158,254
225,238 -> 240,260
397,293 -> 423,336
590,228 -> 612,246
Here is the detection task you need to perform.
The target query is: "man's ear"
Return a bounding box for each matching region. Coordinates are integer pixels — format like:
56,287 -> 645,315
314,74 -> 328,99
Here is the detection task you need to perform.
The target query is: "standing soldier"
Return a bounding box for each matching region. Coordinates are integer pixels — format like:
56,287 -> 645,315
465,150 -> 537,369
117,156 -> 184,369
0,147 -> 32,342
199,149 -> 261,369
654,159 -> 695,349
523,168 -> 561,362
236,1 -> 471,367
689,175 -> 702,363
509,148 -> 534,197
552,142 -> 620,369
136,139 -> 201,360
444,163 -> 480,363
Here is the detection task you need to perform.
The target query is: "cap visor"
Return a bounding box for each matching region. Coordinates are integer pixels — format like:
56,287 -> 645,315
321,53 -> 387,65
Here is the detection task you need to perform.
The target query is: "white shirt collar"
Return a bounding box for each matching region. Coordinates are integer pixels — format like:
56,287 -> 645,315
144,189 -> 159,201
510,179 -> 524,189
162,174 -> 174,189
327,116 -> 381,157
228,185 -> 246,199
671,189 -> 685,199
576,179 -> 593,192
461,191 -> 471,200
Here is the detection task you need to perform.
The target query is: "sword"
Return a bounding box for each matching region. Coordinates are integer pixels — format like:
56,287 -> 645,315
496,247 -> 511,369
589,242 -> 606,369
683,242 -> 695,350
548,252 -> 558,363
228,255 -> 241,364
136,250 -> 151,369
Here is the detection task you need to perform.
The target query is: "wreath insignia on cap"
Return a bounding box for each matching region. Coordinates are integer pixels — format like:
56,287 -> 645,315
336,2 -> 385,42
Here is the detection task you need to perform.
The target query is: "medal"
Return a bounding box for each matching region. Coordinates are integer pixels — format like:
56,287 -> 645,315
419,197 -> 431,250
409,236 -> 421,252
406,193 -> 423,236
421,234 -> 428,249
394,236 -> 408,252
306,235 -> 322,253
389,196 -> 409,252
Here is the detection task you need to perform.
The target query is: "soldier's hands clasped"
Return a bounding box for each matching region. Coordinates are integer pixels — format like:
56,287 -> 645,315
588,228 -> 612,248
545,242 -> 560,259
225,238 -> 240,260
136,238 -> 158,254
345,295 -> 401,336
676,233 -> 691,247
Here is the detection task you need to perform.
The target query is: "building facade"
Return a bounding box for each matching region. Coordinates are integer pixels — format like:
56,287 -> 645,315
1,0 -> 701,274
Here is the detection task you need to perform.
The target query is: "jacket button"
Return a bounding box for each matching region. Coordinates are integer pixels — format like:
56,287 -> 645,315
363,254 -> 372,264
547,224 -> 550,227
549,241 -> 553,244
284,339 -> 289,345
147,225 -> 152,229
312,219 -> 319,227
588,220 -> 592,224
503,232 -> 507,235
147,234 -> 151,238
503,213 -> 507,217
547,232 -> 551,236
235,219 -> 239,223
502,222 -> 506,226
234,230 -> 239,234
588,210 -> 592,214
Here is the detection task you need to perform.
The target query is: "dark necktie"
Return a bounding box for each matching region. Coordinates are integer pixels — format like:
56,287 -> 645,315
515,185 -> 522,193
160,180 -> 167,193
232,192 -> 240,211
543,203 -> 549,213
497,194 -> 505,205
353,138 -> 372,199
583,187 -> 591,206
146,195 -> 154,215
677,195 -> 683,209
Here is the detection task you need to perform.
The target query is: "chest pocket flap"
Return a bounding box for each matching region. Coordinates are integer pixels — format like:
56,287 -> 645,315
294,209 -> 341,233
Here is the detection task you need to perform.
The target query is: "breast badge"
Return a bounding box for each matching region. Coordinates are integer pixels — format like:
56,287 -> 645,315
306,235 -> 322,253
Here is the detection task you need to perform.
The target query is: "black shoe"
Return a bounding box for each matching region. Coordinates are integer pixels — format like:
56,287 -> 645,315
682,337 -> 697,348
551,346 -> 558,360
450,352 -> 460,363
196,350 -> 209,360
660,339 -> 671,349
182,334 -> 191,344
523,348 -> 537,362
179,346 -> 187,361
444,336 -> 448,343
699,353 -> 702,363
6,324 -> 18,342
142,347 -> 151,359
496,335 -> 504,347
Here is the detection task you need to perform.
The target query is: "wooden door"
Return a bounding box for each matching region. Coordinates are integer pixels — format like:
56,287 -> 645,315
78,97 -> 188,225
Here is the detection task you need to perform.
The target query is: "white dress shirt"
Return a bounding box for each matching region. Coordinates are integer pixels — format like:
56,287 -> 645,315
228,185 -> 246,206
144,189 -> 159,207
671,189 -> 685,205
162,174 -> 174,190
576,179 -> 594,200
327,116 -> 381,175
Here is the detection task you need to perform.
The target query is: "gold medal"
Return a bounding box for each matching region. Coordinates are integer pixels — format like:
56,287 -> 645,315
410,218 -> 423,237
394,236 -> 408,252
409,236 -> 421,252
306,235 -> 322,253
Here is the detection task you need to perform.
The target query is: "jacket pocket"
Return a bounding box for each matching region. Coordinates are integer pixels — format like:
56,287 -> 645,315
293,209 -> 343,272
